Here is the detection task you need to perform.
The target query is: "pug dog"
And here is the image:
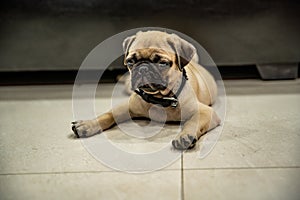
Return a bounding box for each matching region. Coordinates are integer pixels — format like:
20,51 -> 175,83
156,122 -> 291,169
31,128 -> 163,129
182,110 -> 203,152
72,30 -> 220,150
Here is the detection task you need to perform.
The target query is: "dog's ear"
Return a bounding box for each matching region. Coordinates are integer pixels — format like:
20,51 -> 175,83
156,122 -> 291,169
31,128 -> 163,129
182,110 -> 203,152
167,34 -> 196,70
123,35 -> 136,57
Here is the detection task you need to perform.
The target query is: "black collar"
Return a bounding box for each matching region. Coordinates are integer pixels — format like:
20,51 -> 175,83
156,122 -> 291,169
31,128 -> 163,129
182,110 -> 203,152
135,69 -> 188,108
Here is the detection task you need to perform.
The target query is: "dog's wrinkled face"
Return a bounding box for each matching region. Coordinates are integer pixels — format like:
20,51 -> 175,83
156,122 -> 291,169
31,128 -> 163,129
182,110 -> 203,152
123,31 -> 196,96
125,48 -> 175,95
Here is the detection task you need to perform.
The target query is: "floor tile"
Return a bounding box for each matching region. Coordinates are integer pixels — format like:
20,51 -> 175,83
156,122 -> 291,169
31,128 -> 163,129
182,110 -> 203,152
1,80 -> 300,199
0,85 -> 181,174
0,170 -> 181,200
0,99 -> 112,173
183,90 -> 300,169
184,168 -> 300,200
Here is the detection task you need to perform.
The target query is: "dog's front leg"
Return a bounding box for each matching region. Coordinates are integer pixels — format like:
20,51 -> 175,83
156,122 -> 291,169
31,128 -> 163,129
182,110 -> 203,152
72,101 -> 133,138
172,103 -> 220,150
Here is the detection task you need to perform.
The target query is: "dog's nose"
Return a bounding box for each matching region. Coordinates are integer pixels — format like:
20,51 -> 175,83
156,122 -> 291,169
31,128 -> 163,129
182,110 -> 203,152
138,66 -> 149,75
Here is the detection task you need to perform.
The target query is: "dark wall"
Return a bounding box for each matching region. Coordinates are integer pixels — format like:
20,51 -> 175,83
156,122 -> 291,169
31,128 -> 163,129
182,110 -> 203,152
1,0 -> 300,71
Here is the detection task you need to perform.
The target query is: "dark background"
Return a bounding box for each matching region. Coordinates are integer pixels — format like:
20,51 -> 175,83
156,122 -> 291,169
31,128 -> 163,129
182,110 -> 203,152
0,0 -> 299,84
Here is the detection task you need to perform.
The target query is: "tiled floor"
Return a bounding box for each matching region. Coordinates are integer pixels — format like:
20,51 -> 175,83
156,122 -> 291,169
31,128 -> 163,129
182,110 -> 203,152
0,80 -> 299,200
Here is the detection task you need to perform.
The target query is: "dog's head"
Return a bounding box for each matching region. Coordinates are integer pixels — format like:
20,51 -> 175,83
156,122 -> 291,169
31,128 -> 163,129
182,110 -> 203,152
123,31 -> 197,96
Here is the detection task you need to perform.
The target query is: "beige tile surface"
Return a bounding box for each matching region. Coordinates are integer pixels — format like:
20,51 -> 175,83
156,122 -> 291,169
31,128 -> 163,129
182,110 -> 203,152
0,87 -> 181,174
183,88 -> 300,169
0,170 -> 181,200
184,168 -> 300,200
0,99 -> 112,173
0,80 -> 299,200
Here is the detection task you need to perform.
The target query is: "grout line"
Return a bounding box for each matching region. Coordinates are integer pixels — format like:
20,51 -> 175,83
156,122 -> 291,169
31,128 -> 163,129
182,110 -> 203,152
180,153 -> 185,200
0,171 -> 111,176
1,166 -> 299,176
182,166 -> 300,171
0,168 -> 181,176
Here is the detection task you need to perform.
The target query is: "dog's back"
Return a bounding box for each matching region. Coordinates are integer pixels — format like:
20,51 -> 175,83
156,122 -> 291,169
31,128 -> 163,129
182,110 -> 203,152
186,58 -> 217,106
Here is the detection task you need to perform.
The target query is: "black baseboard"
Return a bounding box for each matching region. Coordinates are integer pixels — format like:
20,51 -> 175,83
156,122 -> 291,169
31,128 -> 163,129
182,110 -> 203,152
0,69 -> 124,86
0,65 -> 298,86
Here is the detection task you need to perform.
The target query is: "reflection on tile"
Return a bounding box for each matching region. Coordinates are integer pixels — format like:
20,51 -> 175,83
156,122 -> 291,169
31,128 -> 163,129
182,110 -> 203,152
79,121 -> 182,172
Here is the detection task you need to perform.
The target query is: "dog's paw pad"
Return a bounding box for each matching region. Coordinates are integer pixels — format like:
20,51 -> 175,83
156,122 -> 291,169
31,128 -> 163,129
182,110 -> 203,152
72,125 -> 80,138
172,134 -> 197,150
71,120 -> 101,138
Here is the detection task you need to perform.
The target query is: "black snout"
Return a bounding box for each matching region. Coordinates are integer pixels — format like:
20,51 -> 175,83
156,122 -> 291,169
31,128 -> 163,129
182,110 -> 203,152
138,65 -> 149,75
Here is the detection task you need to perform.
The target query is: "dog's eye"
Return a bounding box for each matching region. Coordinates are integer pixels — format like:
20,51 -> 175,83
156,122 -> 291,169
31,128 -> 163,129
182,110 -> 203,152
126,58 -> 135,67
159,61 -> 171,68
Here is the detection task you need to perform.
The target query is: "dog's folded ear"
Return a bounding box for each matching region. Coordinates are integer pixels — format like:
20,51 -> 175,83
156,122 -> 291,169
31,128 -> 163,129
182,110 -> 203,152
167,34 -> 196,70
123,35 -> 136,57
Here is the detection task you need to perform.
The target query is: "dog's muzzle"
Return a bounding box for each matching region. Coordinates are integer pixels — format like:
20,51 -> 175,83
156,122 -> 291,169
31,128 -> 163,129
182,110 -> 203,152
131,62 -> 167,91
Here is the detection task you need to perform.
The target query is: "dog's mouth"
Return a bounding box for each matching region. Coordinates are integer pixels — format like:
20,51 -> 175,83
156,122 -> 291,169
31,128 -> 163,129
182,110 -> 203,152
139,83 -> 167,94
132,74 -> 167,94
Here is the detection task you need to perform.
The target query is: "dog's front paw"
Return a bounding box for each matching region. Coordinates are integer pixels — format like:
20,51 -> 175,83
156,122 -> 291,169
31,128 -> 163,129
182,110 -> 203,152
172,134 -> 197,150
71,119 -> 102,138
